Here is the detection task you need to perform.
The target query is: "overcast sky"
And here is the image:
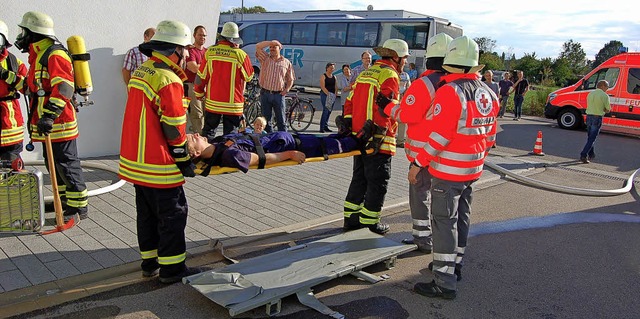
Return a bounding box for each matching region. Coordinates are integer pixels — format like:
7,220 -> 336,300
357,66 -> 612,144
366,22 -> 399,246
220,0 -> 640,60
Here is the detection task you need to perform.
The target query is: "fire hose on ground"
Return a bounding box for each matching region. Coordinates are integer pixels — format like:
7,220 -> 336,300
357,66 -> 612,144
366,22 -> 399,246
484,159 -> 640,197
24,160 -> 125,203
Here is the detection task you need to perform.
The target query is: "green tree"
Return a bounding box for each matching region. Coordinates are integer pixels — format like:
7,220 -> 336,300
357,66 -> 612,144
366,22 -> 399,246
592,40 -> 624,68
513,53 -> 540,83
552,58 -> 573,86
558,39 -> 588,76
221,6 -> 267,14
474,37 -> 497,54
479,52 -> 504,71
539,57 -> 554,86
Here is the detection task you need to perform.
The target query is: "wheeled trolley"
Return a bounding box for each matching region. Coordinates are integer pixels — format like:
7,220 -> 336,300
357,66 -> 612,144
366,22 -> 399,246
0,168 -> 45,232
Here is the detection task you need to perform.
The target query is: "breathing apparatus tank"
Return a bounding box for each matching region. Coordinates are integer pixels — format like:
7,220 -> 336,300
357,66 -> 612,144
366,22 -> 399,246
66,35 -> 93,107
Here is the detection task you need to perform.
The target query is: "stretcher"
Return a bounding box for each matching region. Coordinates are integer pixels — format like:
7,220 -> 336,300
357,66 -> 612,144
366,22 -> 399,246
183,228 -> 416,318
0,168 -> 45,232
195,149 -> 372,176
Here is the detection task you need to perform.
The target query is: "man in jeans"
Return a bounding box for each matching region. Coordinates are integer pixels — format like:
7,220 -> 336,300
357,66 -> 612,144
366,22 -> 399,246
255,40 -> 295,132
580,80 -> 610,163
498,72 -> 513,118
512,70 -> 528,120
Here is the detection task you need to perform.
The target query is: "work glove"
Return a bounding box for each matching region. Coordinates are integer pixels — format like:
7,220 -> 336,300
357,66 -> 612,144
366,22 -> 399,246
176,160 -> 196,178
375,92 -> 392,118
0,68 -> 11,81
37,113 -> 56,136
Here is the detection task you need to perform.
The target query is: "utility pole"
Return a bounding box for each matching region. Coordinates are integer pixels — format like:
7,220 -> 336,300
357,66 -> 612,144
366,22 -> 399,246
241,0 -> 244,21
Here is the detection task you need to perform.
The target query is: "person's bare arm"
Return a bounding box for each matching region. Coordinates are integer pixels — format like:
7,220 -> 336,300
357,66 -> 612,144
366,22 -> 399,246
186,60 -> 199,74
249,150 -> 306,166
122,68 -> 131,87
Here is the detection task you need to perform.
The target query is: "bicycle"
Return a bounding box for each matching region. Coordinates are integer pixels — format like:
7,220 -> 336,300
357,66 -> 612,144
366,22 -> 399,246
242,76 -> 261,129
245,87 -> 316,133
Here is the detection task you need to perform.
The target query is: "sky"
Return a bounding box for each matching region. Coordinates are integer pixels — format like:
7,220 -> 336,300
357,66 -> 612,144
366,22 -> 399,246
220,0 -> 640,60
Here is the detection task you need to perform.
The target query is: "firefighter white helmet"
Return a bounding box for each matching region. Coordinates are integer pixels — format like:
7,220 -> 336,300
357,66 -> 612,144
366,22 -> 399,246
18,11 -> 55,37
425,33 -> 453,59
443,35 -> 484,74
151,20 -> 191,47
0,20 -> 10,48
220,22 -> 243,45
374,39 -> 409,58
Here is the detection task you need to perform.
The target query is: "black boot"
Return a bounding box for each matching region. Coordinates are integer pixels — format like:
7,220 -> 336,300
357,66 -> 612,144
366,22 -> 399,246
343,213 -> 362,231
368,222 -> 390,235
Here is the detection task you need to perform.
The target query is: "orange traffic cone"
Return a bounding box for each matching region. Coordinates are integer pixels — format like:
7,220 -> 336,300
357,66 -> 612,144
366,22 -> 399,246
529,130 -> 545,156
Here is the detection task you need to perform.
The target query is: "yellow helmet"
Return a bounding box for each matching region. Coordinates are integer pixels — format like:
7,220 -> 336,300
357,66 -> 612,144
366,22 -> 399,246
443,36 -> 484,74
18,11 -> 55,37
0,20 -> 10,47
425,33 -> 453,59
151,20 -> 191,47
220,22 -> 242,45
374,39 -> 409,58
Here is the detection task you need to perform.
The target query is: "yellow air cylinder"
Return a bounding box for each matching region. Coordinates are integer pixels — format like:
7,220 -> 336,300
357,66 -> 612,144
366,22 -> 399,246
66,35 -> 93,96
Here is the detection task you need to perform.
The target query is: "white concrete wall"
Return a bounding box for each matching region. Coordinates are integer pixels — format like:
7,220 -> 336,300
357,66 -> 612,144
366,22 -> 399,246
4,1 -> 222,161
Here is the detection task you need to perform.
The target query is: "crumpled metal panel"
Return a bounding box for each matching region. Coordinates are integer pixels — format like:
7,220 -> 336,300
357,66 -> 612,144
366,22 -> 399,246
184,228 -> 415,316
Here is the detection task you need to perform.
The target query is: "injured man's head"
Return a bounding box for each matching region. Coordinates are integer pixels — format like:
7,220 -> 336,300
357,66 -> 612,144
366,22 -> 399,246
186,133 -> 214,159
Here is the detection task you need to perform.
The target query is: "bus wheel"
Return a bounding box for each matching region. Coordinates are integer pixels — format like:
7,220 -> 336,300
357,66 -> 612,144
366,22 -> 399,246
557,108 -> 583,130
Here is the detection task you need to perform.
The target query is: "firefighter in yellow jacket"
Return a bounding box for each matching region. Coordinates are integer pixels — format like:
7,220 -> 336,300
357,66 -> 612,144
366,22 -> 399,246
0,20 -> 27,162
342,39 -> 409,235
14,11 -> 88,220
118,20 -> 198,284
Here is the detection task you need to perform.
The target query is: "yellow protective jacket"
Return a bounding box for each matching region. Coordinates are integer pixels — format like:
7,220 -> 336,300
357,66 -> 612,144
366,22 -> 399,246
118,52 -> 190,188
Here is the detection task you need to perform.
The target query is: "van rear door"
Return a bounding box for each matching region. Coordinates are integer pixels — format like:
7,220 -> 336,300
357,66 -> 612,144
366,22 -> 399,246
608,67 -> 640,135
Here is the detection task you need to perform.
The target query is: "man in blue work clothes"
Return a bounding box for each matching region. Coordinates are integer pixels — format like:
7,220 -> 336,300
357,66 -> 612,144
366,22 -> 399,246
579,80 -> 610,163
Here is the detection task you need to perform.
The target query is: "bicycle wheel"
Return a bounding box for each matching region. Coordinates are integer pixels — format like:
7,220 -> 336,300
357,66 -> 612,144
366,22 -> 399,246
244,100 -> 261,129
288,101 -> 314,133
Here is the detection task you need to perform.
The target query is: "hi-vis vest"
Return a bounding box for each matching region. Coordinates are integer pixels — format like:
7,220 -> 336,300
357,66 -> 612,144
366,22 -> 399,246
25,38 -> 78,143
194,41 -> 254,116
385,69 -> 444,162
0,49 -> 27,147
344,60 -> 399,155
118,52 -> 190,188
415,73 -> 499,182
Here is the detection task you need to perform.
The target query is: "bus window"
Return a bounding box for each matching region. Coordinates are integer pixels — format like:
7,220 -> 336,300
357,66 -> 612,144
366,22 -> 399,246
317,23 -> 347,46
581,68 -> 619,91
380,22 -> 430,49
436,21 -> 463,38
240,23 -> 266,45
347,22 -> 379,47
267,23 -> 292,44
291,23 -> 316,45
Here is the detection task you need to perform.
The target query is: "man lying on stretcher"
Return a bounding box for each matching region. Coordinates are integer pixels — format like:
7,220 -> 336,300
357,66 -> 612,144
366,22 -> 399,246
186,131 -> 359,175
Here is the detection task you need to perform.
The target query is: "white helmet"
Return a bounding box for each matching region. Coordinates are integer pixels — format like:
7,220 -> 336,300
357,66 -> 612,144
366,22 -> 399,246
374,39 -> 409,58
18,11 -> 55,37
151,20 -> 191,47
443,35 -> 484,73
425,33 -> 453,59
220,22 -> 242,45
0,20 -> 10,48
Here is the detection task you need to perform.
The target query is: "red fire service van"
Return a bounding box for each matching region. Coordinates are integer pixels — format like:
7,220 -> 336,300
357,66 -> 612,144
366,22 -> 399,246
545,51 -> 640,136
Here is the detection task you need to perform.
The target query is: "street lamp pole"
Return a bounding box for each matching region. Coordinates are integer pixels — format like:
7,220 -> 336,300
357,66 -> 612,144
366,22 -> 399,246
241,0 -> 244,21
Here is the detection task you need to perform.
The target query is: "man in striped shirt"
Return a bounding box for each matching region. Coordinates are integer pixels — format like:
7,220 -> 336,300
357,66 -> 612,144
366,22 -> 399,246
255,40 -> 295,132
122,27 -> 155,86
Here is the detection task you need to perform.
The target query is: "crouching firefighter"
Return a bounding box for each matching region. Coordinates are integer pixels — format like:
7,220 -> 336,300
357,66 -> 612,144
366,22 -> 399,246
0,20 -> 28,163
118,20 -> 199,284
341,39 -> 409,235
15,11 -> 88,221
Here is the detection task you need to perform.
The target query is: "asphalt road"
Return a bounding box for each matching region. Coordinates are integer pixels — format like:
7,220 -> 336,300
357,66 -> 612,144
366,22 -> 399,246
11,116 -> 640,319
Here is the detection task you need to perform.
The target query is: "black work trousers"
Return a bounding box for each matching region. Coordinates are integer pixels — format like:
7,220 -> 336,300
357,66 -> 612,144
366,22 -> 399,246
42,139 -> 87,215
134,184 -> 188,277
202,112 -> 242,139
344,153 -> 392,225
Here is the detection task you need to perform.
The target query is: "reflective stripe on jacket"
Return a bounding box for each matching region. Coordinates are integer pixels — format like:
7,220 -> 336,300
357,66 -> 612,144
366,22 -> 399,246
0,49 -> 27,146
343,60 -> 399,155
119,52 -> 189,188
194,41 -> 254,116
385,69 -> 444,162
26,38 -> 78,142
415,73 -> 499,182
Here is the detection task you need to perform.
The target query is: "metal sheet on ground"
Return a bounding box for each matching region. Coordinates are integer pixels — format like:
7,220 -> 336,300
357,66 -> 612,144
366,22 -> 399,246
184,228 -> 416,316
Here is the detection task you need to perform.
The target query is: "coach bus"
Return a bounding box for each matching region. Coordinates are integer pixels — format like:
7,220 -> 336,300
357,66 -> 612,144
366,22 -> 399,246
220,10 -> 463,88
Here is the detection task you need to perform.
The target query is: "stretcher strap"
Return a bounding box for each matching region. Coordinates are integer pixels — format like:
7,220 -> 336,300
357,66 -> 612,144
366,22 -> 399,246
249,134 -> 266,169
200,139 -> 235,177
319,138 -> 329,161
